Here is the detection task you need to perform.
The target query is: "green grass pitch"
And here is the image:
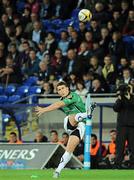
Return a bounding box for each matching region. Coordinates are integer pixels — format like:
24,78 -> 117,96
0,169 -> 134,180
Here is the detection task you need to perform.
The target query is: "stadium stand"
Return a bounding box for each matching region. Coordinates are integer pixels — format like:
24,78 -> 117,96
0,0 -> 133,170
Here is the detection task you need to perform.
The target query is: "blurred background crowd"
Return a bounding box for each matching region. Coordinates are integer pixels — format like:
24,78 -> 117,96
0,0 -> 133,96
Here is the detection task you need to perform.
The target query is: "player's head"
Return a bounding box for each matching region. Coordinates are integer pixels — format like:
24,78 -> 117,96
56,81 -> 70,97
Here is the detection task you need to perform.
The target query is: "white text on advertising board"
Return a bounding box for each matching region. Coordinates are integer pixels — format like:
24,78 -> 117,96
0,149 -> 39,160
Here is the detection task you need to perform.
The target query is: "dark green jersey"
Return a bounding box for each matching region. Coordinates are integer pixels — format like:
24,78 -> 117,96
61,92 -> 86,115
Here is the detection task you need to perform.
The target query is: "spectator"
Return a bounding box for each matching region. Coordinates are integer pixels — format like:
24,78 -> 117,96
90,133 -> 107,169
75,80 -> 88,101
78,21 -> 88,40
5,6 -> 14,21
0,55 -> 22,84
102,55 -> 116,87
50,130 -> 60,143
90,78 -> 105,94
123,9 -> 134,35
58,30 -> 69,56
77,41 -> 91,75
67,72 -> 77,91
8,132 -> 23,144
25,0 -> 40,14
117,57 -> 129,77
51,0 -> 62,19
19,33 -> 35,51
67,25 -> 75,40
15,23 -> 23,41
107,21 -> 116,36
116,68 -> 133,88
24,12 -> 39,33
51,48 -> 66,77
112,10 -> 124,32
40,0 -> 55,20
8,43 -> 20,65
93,2 -> 110,24
61,132 -> 69,147
99,27 -> 111,56
36,41 -> 49,61
90,19 -> 101,42
120,0 -> 130,25
105,129 -> 117,167
84,31 -> 93,50
88,56 -> 102,76
1,12 -> 13,28
51,79 -> 58,94
18,41 -> 30,68
22,6 -> 31,26
68,30 -> 81,52
109,31 -> 126,66
24,49 -> 40,77
42,53 -> 51,64
65,49 -> 78,76
91,42 -> 104,65
45,31 -> 57,56
113,84 -> 134,169
29,20 -> 45,45
82,71 -> 94,91
13,14 -> 22,26
37,61 -> 50,85
42,81 -> 53,94
34,130 -> 48,142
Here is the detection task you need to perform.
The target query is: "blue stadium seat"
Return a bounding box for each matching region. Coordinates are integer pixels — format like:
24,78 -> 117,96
23,76 -> 38,86
63,19 -> 74,28
0,85 -> 4,95
8,95 -> 21,103
71,8 -> 80,20
5,85 -> 16,96
51,19 -> 63,29
46,28 -> 56,34
73,20 -> 80,31
2,114 -> 11,122
16,85 -> 29,97
28,86 -> 42,103
42,19 -> 52,29
0,95 -> 8,104
28,86 -> 42,95
123,35 -> 134,58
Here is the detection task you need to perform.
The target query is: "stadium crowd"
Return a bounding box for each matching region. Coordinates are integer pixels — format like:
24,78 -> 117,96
0,0 -> 133,94
0,0 -> 134,170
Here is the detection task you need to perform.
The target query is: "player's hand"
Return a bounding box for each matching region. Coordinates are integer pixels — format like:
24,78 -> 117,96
35,106 -> 45,117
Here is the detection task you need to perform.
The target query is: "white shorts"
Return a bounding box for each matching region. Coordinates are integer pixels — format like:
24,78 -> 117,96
64,116 -> 85,140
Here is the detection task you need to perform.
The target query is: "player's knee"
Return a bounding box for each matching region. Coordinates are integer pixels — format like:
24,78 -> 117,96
74,113 -> 83,122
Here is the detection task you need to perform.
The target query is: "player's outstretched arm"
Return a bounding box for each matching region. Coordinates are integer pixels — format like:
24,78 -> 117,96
35,101 -> 65,117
